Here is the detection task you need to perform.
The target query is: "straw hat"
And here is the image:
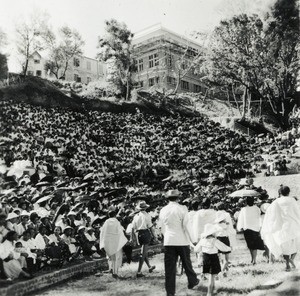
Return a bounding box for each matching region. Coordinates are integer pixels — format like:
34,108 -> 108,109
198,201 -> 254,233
6,212 -> 19,221
136,201 -> 150,211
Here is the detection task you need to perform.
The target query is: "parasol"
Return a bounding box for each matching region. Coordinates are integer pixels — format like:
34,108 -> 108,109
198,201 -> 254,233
229,189 -> 261,198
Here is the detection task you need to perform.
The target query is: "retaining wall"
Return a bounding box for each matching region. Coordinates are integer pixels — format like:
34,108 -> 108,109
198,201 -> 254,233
0,244 -> 163,296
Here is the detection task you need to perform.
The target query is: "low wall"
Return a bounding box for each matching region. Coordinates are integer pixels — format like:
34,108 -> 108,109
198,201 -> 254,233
0,244 -> 163,296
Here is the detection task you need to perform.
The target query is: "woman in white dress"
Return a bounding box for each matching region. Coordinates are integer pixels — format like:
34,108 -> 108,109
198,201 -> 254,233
261,186 -> 300,271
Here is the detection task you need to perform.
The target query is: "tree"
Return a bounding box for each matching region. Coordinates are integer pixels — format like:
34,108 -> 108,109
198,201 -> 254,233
171,37 -> 205,94
202,0 -> 299,129
45,26 -> 85,79
0,28 -> 8,80
0,28 -> 6,49
15,11 -> 51,77
0,53 -> 8,80
97,19 -> 135,100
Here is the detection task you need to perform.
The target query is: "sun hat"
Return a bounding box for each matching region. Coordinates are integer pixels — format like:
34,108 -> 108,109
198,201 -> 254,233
78,226 -> 86,232
201,223 -> 219,238
260,203 -> 270,214
20,210 -> 30,217
215,211 -> 228,223
67,211 -> 77,216
6,212 -> 19,220
136,201 -> 150,211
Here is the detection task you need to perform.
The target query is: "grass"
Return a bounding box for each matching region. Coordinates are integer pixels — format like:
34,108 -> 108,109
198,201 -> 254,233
34,234 -> 300,296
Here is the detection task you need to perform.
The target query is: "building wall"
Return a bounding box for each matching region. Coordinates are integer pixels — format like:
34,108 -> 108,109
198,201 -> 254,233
132,25 -> 206,94
26,52 -> 105,84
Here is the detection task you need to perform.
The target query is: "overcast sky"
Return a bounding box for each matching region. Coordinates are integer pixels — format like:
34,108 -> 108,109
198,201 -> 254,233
0,0 -> 275,72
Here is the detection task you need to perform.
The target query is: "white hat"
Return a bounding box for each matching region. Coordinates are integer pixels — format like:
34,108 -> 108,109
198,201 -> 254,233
201,223 -> 219,238
67,211 -> 76,216
215,211 -> 228,223
78,226 -> 86,232
260,203 -> 270,214
6,212 -> 19,220
166,189 -> 181,198
20,210 -> 30,217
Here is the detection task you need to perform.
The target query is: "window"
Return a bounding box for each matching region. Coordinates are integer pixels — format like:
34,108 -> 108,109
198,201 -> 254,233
87,77 -> 91,84
87,61 -> 91,70
34,59 -> 40,64
139,81 -> 144,87
149,53 -> 159,68
193,84 -> 202,93
155,77 -> 160,84
36,70 -> 42,77
137,59 -> 143,72
73,57 -> 80,67
182,61 -> 188,70
166,54 -> 172,68
27,71 -> 34,76
167,76 -> 176,85
149,78 -> 155,86
74,74 -> 81,82
181,80 -> 189,90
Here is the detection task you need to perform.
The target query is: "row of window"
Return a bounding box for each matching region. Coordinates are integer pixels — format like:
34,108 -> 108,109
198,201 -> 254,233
73,58 -> 92,70
138,76 -> 202,92
74,74 -> 91,83
135,54 -> 192,72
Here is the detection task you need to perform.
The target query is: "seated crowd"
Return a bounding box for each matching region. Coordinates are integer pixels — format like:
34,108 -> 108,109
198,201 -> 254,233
0,100 -> 299,281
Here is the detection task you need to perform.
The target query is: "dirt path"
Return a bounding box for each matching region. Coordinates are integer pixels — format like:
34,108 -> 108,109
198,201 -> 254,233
33,234 -> 300,296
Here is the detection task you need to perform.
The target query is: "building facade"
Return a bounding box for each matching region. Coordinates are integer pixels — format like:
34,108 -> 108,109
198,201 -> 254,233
132,24 -> 206,94
26,51 -> 105,84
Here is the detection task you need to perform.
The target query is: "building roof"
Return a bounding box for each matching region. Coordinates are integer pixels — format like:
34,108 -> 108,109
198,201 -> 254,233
132,23 -> 202,50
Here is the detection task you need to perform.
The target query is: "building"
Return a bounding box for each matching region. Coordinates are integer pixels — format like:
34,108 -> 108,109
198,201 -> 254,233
132,24 -> 206,94
26,51 -> 105,84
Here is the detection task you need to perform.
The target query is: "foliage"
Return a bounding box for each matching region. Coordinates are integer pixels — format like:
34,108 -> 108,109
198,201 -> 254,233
44,26 -> 85,79
0,28 -> 7,49
97,19 -> 135,100
202,0 -> 299,129
15,11 -> 51,77
0,53 -> 8,80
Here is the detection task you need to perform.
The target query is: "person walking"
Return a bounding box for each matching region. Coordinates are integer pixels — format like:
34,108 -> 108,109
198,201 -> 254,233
131,201 -> 156,278
159,189 -> 199,296
194,223 -> 231,296
261,186 -> 300,271
100,206 -> 127,278
237,196 -> 265,265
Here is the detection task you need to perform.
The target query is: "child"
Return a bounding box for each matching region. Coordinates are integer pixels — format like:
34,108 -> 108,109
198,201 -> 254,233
14,242 -> 27,254
215,210 -> 236,276
194,223 -> 231,296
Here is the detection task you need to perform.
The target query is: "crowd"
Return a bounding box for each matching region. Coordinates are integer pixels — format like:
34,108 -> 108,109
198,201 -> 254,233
0,99 -> 300,289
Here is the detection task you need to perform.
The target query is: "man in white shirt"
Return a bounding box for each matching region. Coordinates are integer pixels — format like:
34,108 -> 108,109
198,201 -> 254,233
159,189 -> 199,296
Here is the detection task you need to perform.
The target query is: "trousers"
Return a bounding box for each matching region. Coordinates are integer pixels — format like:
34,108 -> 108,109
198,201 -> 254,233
164,245 -> 198,295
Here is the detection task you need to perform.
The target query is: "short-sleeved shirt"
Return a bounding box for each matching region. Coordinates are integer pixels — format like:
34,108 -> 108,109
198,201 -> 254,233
132,211 -> 152,231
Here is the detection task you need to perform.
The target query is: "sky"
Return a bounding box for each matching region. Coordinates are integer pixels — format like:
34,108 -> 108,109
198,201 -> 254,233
0,0 -> 276,72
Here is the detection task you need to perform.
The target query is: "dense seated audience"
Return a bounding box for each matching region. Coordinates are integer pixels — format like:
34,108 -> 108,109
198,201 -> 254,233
0,99 -> 299,281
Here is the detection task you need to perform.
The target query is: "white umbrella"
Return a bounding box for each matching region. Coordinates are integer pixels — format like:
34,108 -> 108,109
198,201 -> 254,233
229,189 -> 261,198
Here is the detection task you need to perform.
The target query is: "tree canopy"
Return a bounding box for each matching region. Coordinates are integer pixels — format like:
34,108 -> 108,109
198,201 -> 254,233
97,19 -> 135,100
44,26 -> 85,79
202,0 -> 299,129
